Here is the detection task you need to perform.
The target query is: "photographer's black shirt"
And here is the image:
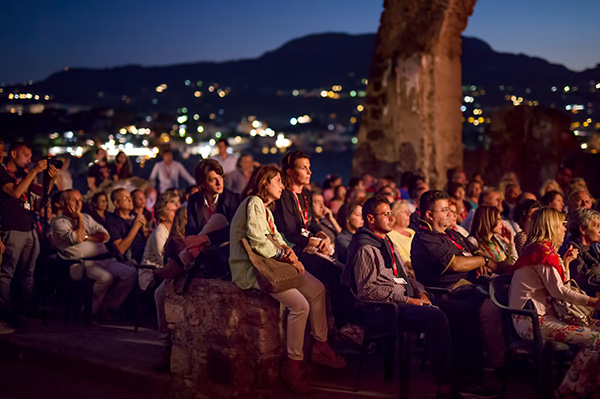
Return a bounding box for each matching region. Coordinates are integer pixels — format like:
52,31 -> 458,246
0,166 -> 34,232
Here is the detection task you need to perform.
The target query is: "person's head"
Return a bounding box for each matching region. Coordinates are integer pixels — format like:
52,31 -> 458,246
377,185 -> 395,204
447,199 -> 459,227
504,184 -> 521,205
116,151 -> 127,165
194,159 -> 224,195
281,151 -> 311,190
526,207 -> 566,250
131,189 -> 146,209
312,192 -> 327,219
391,200 -> 410,230
169,205 -> 188,239
567,208 -> 600,245
110,188 -> 133,212
479,188 -> 503,213
362,196 -> 394,235
567,189 -> 592,212
91,192 -> 109,212
144,186 -> 157,209
466,180 -> 482,201
333,185 -> 346,201
471,172 -> 484,186
419,190 -> 451,232
238,152 -> 254,172
184,185 -> 199,202
217,139 -> 229,157
242,164 -> 284,208
348,177 -> 365,192
451,170 -> 467,186
162,188 -> 181,208
556,166 -> 573,188
516,192 -> 537,203
362,173 -> 375,189
447,182 -> 465,201
513,199 -> 541,232
541,191 -> 564,212
95,147 -> 107,163
59,189 -> 83,217
161,149 -> 173,164
540,179 -> 562,197
471,205 -> 502,243
8,142 -> 31,168
340,202 -> 363,233
155,193 -> 180,225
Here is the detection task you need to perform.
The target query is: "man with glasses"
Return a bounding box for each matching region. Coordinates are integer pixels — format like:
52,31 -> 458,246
106,188 -> 147,263
51,189 -> 136,320
412,190 -> 504,396
342,195 -> 466,399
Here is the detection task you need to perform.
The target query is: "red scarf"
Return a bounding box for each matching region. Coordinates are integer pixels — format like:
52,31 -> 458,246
513,241 -> 565,282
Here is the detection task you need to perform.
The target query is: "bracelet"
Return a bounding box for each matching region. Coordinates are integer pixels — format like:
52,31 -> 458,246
483,256 -> 490,267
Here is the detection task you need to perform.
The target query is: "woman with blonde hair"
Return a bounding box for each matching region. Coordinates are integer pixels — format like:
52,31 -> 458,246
387,200 -> 416,275
471,205 -> 518,270
509,207 -> 600,346
539,179 -> 562,198
230,165 -> 345,393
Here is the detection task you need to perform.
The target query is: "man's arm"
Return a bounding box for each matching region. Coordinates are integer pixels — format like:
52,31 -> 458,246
2,159 -> 47,199
449,255 -> 496,272
178,163 -> 196,185
112,214 -> 145,255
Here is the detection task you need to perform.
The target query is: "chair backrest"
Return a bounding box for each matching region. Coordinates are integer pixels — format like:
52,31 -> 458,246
349,288 -> 398,339
489,274 -> 512,309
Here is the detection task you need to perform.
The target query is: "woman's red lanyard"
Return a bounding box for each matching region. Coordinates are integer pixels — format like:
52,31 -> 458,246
378,234 -> 398,276
6,167 -> 28,202
266,212 -> 276,235
292,189 -> 309,231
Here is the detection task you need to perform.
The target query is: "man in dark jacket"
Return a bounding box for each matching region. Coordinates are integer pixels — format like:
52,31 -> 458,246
184,159 -> 240,278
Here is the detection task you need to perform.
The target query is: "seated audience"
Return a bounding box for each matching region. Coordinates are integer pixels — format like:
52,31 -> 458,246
502,183 -> 521,221
224,152 -> 254,195
562,208 -> 600,296
106,188 -> 147,263
465,180 -> 482,212
89,192 -> 109,227
87,148 -> 115,192
388,200 -> 416,275
512,199 -> 541,255
470,205 -> 518,271
412,190 -> 505,369
462,187 -> 518,238
229,165 -> 345,393
329,185 -> 346,217
144,186 -> 158,214
447,200 -> 470,239
510,207 -> 600,346
51,189 -> 136,319
447,183 -> 468,223
342,196 -> 497,399
323,174 -> 342,205
113,151 -> 132,180
541,190 -> 565,212
539,179 -> 562,198
182,185 -> 199,206
335,202 -> 363,264
567,189 -> 592,213
184,159 -> 240,278
131,189 -> 155,236
312,191 -> 342,244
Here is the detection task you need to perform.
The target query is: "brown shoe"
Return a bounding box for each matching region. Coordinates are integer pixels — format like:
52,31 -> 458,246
281,358 -> 310,393
312,340 -> 347,369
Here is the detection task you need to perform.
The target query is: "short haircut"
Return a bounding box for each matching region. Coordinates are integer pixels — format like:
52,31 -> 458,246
130,189 -> 143,198
110,188 -> 128,204
91,191 -> 108,206
281,150 -> 309,190
59,189 -> 79,205
348,177 -> 362,189
541,190 -> 563,207
447,182 -> 465,198
362,195 -> 390,225
513,199 -> 541,228
419,190 -> 449,215
478,187 -> 501,206
567,208 -> 600,239
194,159 -> 223,186
217,139 -> 229,147
8,142 -> 27,156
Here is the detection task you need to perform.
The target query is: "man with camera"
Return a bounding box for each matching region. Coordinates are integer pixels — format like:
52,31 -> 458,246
0,142 -> 57,326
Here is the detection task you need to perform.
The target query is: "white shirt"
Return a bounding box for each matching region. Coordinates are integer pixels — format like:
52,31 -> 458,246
141,223 -> 170,268
149,161 -> 195,193
211,153 -> 238,175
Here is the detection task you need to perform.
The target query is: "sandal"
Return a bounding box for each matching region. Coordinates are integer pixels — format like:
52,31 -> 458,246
312,341 -> 347,369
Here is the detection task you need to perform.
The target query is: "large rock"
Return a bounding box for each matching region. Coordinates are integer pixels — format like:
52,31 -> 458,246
353,0 -> 476,189
165,278 -> 285,399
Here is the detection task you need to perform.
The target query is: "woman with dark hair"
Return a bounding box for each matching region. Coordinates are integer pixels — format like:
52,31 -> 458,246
470,205 -> 518,270
541,190 -> 565,212
334,202 -> 363,264
113,151 -> 132,180
89,192 -> 109,227
513,199 -> 542,255
229,165 -> 345,393
447,182 -> 468,223
465,180 -> 482,212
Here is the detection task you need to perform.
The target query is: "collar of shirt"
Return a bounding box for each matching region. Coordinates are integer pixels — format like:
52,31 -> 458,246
203,193 -> 220,207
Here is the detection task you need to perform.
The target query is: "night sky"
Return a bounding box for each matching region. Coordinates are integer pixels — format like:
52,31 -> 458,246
1,0 -> 599,85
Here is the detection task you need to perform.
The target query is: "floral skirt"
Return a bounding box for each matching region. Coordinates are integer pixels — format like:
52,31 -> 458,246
512,314 -> 600,347
557,347 -> 600,398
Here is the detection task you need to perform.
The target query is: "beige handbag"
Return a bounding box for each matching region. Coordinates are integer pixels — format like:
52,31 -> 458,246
552,279 -> 595,326
241,236 -> 305,293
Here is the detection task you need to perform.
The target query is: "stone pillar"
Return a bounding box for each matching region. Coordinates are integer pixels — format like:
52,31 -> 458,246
353,0 -> 476,189
165,279 -> 285,399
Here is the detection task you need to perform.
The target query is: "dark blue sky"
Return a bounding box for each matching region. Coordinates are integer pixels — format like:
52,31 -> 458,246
1,0 -> 599,84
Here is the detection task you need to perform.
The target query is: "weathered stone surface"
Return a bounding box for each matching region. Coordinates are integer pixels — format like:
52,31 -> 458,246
353,0 -> 476,189
166,278 -> 284,399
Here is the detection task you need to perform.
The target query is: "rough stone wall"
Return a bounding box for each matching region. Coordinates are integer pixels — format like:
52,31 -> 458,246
165,278 -> 285,399
353,0 -> 476,189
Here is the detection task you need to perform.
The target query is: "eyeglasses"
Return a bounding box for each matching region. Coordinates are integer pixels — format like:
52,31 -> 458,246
373,211 -> 396,218
562,220 -> 568,227
434,207 -> 450,213
119,196 -> 132,202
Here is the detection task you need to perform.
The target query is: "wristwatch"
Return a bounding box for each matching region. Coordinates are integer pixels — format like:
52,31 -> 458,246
84,234 -> 89,241
483,256 -> 490,267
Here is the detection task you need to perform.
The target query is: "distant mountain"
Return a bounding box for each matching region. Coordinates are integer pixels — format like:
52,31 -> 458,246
3,32 -> 600,108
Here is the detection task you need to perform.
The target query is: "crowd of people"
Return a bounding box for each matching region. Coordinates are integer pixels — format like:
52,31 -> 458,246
1,137 -> 600,397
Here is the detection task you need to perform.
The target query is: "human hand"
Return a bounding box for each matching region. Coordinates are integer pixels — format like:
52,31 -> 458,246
47,164 -> 58,179
419,292 -> 432,305
33,159 -> 48,173
291,260 -> 305,274
134,213 -> 146,228
282,246 -> 298,264
406,297 -> 425,306
185,234 -> 209,250
323,206 -> 333,220
563,245 -> 579,265
316,233 -> 331,253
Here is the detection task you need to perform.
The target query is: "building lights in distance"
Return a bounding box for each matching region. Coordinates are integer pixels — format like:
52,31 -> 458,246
289,115 -> 311,126
155,84 -> 167,93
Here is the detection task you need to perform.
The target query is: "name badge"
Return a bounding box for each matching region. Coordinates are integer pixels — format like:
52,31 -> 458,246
23,201 -> 31,210
394,277 -> 407,285
462,251 -> 473,257
301,228 -> 310,237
